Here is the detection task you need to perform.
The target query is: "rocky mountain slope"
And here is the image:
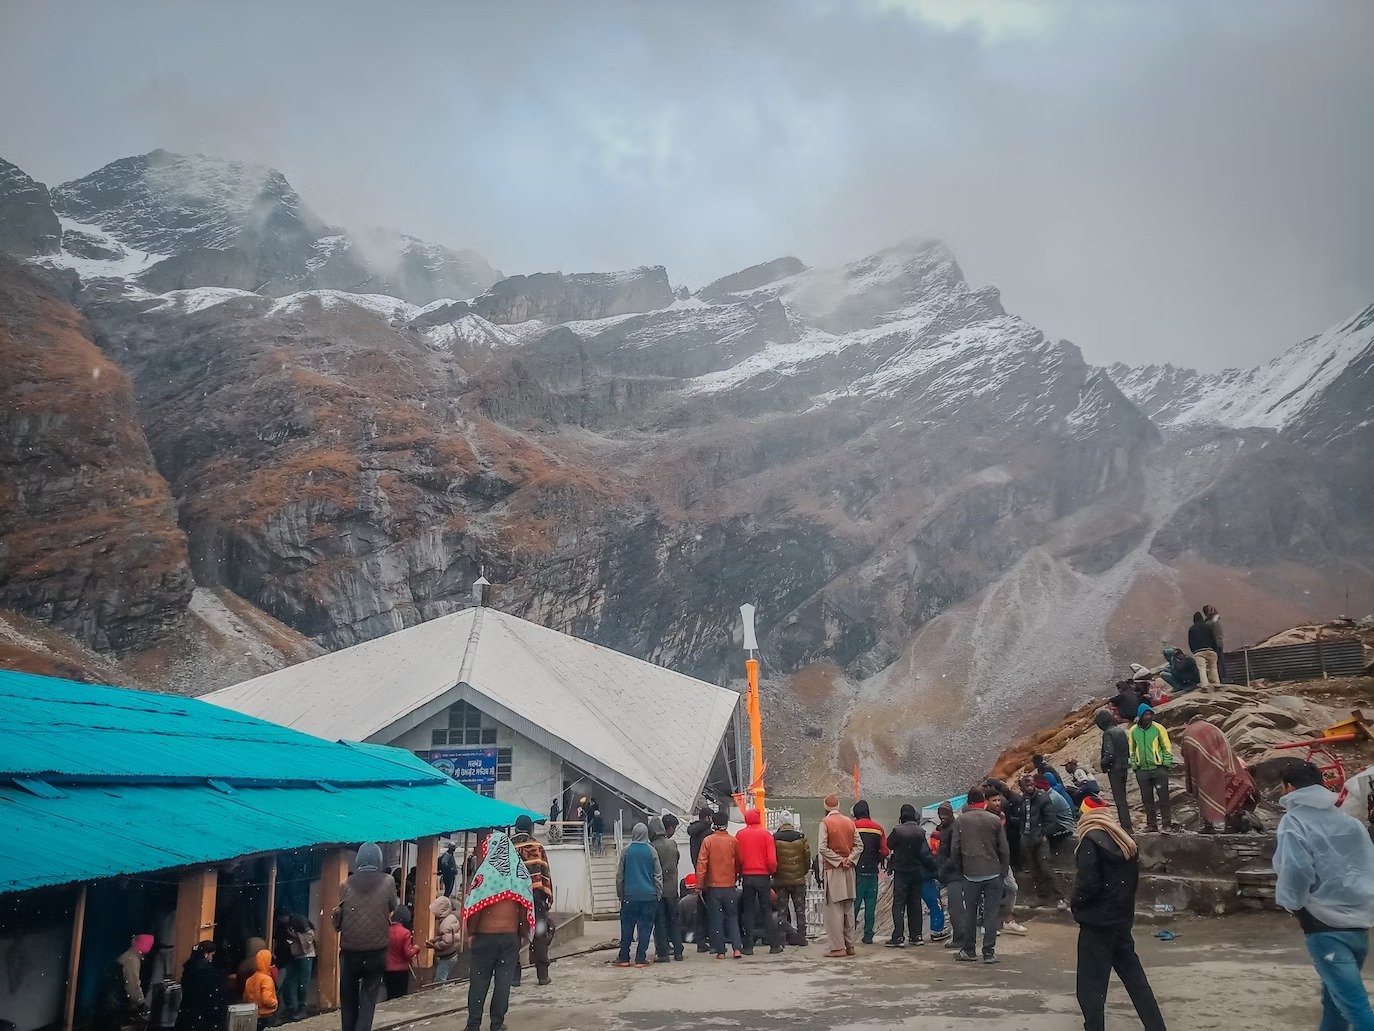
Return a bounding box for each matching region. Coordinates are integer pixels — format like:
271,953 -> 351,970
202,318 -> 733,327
1,149 -> 1370,793
2,150 -> 500,303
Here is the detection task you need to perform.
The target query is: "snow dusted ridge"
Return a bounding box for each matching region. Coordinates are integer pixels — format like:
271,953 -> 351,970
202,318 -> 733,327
1107,303 -> 1374,439
40,216 -> 168,280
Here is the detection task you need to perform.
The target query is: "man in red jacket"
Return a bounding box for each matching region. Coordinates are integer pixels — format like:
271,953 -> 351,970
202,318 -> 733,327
737,810 -> 785,955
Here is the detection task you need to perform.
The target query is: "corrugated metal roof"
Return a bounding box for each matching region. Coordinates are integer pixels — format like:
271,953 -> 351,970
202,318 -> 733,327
204,608 -> 741,813
0,670 -> 540,895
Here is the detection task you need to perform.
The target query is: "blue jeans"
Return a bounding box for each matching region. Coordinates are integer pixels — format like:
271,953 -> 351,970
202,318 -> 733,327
922,879 -> 946,933
703,886 -> 742,955
1307,931 -> 1374,1031
618,899 -> 657,963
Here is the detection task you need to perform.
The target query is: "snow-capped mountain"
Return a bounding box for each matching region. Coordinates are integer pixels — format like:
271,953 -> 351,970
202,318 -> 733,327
1,150 -> 500,304
0,158 -> 60,257
1108,303 -> 1374,445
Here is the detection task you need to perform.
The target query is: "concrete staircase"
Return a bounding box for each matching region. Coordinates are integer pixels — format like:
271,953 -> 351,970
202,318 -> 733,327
587,845 -> 621,919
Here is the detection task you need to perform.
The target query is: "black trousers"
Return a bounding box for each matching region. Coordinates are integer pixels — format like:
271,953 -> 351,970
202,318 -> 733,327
1107,765 -> 1133,832
890,871 -> 923,942
467,933 -> 520,1031
514,899 -> 551,986
740,874 -> 781,950
1076,924 -> 1167,1031
775,883 -> 807,943
382,970 -> 409,1000
960,876 -> 1004,956
654,894 -> 682,958
339,948 -> 386,1031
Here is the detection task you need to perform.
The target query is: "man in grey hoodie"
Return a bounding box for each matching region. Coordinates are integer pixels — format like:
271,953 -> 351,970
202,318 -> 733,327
1096,709 -> 1133,832
649,815 -> 683,961
1275,761 -> 1374,1031
333,842 -> 397,1031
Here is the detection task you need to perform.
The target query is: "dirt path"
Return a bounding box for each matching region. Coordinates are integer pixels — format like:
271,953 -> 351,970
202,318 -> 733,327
303,911 -> 1339,1031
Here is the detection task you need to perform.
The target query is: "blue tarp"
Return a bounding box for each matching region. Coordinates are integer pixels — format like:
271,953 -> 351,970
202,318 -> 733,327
0,669 -> 540,895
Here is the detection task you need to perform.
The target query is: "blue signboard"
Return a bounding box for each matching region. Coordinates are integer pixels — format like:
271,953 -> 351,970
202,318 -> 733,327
428,747 -> 498,787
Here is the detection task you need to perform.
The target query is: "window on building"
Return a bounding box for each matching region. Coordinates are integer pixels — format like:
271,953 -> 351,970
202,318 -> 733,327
497,747 -> 512,782
431,729 -> 448,746
446,701 -> 489,745
477,783 -> 495,798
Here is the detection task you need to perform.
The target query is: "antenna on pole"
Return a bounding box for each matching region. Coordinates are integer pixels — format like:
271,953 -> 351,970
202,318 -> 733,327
739,604 -> 766,820
472,569 -> 491,607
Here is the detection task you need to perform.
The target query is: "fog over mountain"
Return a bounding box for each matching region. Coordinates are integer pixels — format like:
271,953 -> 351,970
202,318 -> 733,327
2,0 -> 1371,368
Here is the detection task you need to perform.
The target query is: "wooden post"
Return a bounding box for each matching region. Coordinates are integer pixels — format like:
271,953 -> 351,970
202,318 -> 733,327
264,857 -> 278,953
316,849 -> 349,1012
413,836 -> 440,971
1243,648 -> 1252,687
172,868 -> 218,973
1317,632 -> 1328,679
62,884 -> 87,1031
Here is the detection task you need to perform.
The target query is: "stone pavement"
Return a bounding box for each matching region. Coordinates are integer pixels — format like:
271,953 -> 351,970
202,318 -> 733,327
293,911 -> 1345,1031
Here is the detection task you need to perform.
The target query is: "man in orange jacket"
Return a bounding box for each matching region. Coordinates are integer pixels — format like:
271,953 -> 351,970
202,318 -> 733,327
737,809 -> 785,955
695,810 -> 744,958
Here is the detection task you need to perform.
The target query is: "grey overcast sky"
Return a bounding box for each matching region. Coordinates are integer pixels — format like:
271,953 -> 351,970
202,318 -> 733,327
1,0 -> 1370,369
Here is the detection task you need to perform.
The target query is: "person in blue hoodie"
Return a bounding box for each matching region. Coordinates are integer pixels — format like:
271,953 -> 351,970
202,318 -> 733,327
1275,761 -> 1374,1031
615,823 -> 663,967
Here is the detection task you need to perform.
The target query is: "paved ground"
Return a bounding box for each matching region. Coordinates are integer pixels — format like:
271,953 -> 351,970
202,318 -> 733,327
299,912 -> 1343,1030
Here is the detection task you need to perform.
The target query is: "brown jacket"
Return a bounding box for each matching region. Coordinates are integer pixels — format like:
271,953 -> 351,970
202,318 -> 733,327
818,811 -> 862,903
695,829 -> 742,888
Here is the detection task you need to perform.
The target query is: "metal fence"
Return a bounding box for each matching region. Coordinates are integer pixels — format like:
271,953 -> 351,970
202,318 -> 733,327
1224,636 -> 1367,685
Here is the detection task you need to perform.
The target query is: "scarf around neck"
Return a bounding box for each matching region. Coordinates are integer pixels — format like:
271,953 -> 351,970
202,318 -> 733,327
1075,809 -> 1137,859
463,831 -> 534,928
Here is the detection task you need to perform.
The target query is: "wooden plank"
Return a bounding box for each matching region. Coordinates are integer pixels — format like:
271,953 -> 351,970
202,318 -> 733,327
264,857 -> 278,953
172,868 -> 218,974
316,849 -> 348,1011
62,884 -> 87,1031
413,836 -> 440,969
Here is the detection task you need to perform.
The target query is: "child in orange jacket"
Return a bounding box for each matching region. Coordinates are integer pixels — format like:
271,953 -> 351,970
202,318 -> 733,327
242,949 -> 278,1029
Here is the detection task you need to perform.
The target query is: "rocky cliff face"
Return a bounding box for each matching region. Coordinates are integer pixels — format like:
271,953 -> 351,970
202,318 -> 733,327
0,261 -> 192,649
2,148 -> 1371,793
0,160 -> 61,258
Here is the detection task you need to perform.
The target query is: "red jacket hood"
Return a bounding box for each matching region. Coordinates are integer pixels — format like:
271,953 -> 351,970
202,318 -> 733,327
745,810 -> 761,826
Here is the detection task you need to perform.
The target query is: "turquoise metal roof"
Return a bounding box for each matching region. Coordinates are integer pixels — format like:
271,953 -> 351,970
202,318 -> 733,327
0,670 -> 540,895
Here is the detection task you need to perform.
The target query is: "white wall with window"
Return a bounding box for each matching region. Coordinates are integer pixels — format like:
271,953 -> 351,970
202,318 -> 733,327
389,700 -> 562,815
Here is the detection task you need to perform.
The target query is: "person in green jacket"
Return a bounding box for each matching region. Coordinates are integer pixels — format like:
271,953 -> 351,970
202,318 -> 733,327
1128,705 -> 1175,832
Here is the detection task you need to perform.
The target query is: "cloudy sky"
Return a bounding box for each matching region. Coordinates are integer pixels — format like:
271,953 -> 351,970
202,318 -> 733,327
2,0 -> 1370,368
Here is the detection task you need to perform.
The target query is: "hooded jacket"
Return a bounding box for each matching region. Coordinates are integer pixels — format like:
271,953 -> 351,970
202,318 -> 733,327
1129,718 -> 1173,770
887,808 -> 937,878
648,817 -> 681,899
852,802 -> 890,875
174,951 -> 227,1031
617,824 -> 663,902
933,818 -> 958,883
773,822 -> 811,887
386,918 -> 419,972
1072,829 -> 1139,929
1275,784 -> 1374,933
1188,616 -> 1218,654
1096,709 -> 1130,775
428,896 -> 460,957
687,814 -> 714,867
736,810 -> 779,876
333,843 -> 398,952
242,950 -> 278,1018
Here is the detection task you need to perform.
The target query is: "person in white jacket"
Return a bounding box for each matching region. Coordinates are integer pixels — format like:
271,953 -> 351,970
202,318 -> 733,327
1274,761 -> 1374,1031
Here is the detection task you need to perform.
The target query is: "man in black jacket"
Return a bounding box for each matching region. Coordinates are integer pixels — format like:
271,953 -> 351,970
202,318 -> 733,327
686,807 -> 715,953
932,802 -> 964,949
1073,809 -> 1167,1031
1096,709 -> 1134,833
1158,647 -> 1200,693
885,804 -> 937,947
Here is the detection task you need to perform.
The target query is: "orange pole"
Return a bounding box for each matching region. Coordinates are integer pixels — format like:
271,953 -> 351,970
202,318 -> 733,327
746,657 -> 766,819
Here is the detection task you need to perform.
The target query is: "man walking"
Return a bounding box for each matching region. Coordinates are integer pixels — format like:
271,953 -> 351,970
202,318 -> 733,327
438,842 -> 458,899
1129,705 -> 1175,832
649,815 -> 683,961
1073,805 -> 1167,1031
1097,708 -> 1134,832
773,811 -> 811,945
614,824 -> 662,967
950,788 -> 1010,964
818,794 -> 863,957
696,810 -> 743,959
1275,761 -> 1374,1031
511,815 -> 554,985
852,800 -> 890,945
886,804 -> 938,947
736,809 -> 784,954
332,842 -> 397,1031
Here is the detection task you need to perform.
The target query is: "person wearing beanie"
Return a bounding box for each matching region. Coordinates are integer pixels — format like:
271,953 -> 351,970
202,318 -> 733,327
649,814 -> 684,961
886,803 -> 940,947
1128,705 -> 1175,832
511,813 -> 555,985
818,794 -> 863,957
96,933 -> 155,1031
332,842 -> 397,1031
696,810 -> 744,958
851,800 -> 890,945
678,873 -> 703,946
174,941 -> 227,1031
737,809 -> 784,955
773,810 -> 812,945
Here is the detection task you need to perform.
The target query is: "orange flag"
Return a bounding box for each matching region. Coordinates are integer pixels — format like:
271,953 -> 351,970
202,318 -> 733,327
852,764 -> 860,800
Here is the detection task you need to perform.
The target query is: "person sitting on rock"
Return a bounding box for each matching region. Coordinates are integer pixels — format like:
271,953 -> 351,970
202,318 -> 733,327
1064,760 -> 1103,805
1157,647 -> 1200,693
